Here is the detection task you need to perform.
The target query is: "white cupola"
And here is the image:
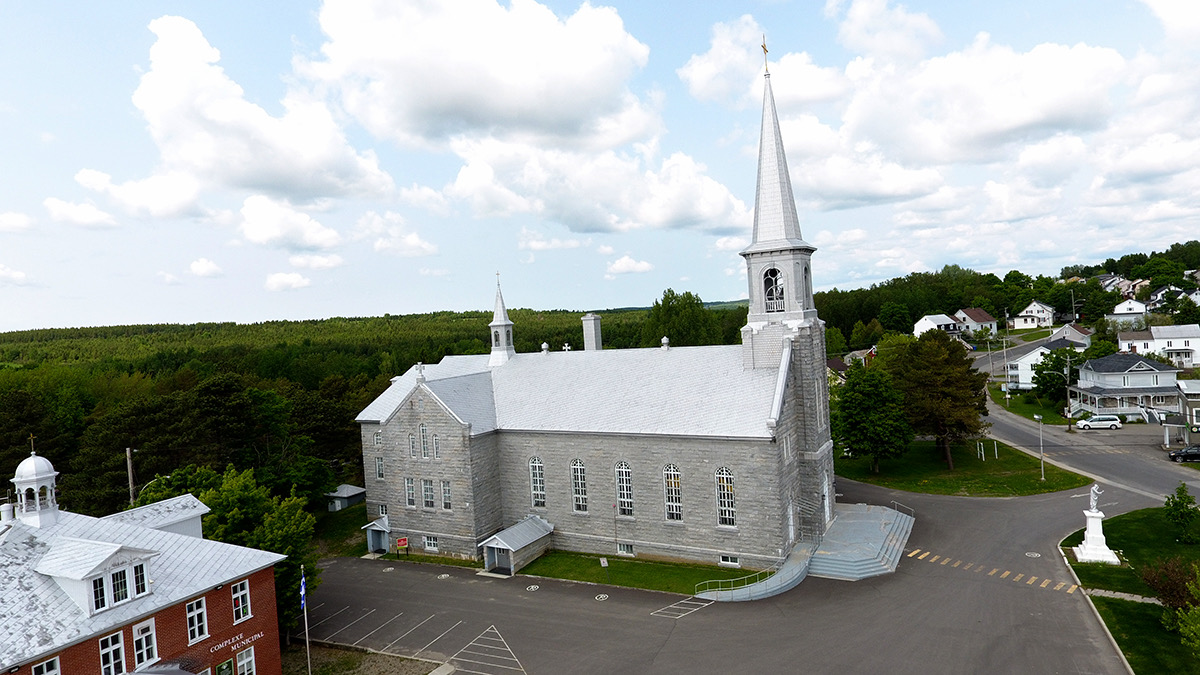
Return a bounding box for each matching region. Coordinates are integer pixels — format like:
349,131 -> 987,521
12,451 -> 60,527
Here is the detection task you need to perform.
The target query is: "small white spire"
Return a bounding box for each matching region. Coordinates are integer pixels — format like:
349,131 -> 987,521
488,274 -> 516,367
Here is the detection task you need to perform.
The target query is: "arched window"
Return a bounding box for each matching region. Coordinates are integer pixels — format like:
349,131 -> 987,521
433,434 -> 440,459
804,264 -> 811,304
529,457 -> 546,508
764,268 -> 784,312
663,464 -> 682,521
571,459 -> 588,513
615,461 -> 633,516
493,330 -> 500,346
420,424 -> 429,458
715,467 -> 736,526
408,434 -> 416,458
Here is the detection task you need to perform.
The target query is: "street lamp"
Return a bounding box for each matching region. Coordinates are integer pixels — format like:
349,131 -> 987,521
1033,414 -> 1045,481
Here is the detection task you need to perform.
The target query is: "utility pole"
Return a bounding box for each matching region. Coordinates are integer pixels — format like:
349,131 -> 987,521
126,447 -> 136,506
1003,309 -> 1010,406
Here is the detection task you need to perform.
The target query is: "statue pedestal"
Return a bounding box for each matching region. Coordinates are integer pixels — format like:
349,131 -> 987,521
1073,509 -> 1120,565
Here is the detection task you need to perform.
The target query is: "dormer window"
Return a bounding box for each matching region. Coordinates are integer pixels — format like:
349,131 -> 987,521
88,561 -> 152,614
764,268 -> 784,313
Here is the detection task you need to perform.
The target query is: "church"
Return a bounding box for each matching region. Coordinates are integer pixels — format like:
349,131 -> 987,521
357,69 -> 835,573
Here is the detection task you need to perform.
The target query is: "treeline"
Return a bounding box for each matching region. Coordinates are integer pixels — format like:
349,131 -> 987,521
0,299 -> 747,517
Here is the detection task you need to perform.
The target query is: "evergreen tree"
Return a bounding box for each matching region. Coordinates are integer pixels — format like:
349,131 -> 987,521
825,327 -> 848,358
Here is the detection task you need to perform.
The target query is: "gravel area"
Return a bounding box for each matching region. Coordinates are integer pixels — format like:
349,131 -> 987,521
282,644 -> 434,675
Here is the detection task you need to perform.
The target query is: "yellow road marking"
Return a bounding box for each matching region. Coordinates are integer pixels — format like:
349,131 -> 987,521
961,563 -> 972,571
1054,582 -> 1065,591
940,558 -> 951,565
918,551 -> 930,560
930,555 -> 940,563
952,560 -> 962,568
1026,577 -> 1037,585
908,550 -> 922,558
1000,571 -> 1010,579
989,569 -> 999,576
1013,574 -> 1024,582
1067,585 -> 1077,594
1040,580 -> 1051,588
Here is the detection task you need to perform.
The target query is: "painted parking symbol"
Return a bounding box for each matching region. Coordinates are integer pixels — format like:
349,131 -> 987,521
595,594 -> 609,601
438,573 -> 451,579
526,585 -> 539,591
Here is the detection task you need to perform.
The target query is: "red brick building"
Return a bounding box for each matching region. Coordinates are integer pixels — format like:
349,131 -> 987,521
1,453 -> 285,675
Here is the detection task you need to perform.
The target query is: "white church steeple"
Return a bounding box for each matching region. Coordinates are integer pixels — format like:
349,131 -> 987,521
488,274 -> 516,367
741,57 -> 820,368
11,450 -> 60,527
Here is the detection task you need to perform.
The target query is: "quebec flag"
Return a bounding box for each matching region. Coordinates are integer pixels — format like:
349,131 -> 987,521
300,568 -> 307,609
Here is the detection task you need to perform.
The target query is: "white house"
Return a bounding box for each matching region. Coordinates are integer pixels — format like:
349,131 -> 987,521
1106,298 -> 1148,326
913,314 -> 960,337
1068,352 -> 1181,420
1049,323 -> 1094,348
1119,324 -> 1200,368
1009,301 -> 1054,329
1005,338 -> 1086,391
954,308 -> 997,336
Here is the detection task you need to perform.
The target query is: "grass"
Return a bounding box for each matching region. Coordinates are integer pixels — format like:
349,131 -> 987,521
380,551 -> 482,568
1062,508 -> 1200,596
987,383 -> 1071,425
1092,597 -> 1200,674
313,502 -> 370,558
518,550 -> 752,595
834,439 -> 1091,496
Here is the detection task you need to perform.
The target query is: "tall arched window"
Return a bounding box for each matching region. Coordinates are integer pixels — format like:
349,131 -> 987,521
715,467 -> 736,526
433,434 -> 441,459
663,464 -> 682,521
420,424 -> 429,458
764,268 -> 784,312
493,330 -> 500,346
615,461 -> 633,516
408,434 -> 416,458
571,459 -> 588,513
529,457 -> 546,508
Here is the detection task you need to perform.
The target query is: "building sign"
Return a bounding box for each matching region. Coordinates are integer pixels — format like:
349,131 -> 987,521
396,537 -> 408,548
209,630 -> 265,656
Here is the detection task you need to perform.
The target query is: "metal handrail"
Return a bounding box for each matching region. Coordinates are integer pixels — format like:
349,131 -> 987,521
694,556 -> 784,597
890,500 -> 914,518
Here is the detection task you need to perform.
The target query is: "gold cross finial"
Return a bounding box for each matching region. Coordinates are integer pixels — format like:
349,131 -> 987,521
762,35 -> 769,73
28,433 -> 35,454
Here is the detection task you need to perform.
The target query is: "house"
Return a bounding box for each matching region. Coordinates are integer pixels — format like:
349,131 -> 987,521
1119,324 -> 1200,368
1147,285 -> 1182,311
1093,274 -> 1124,293
1005,338 -> 1086,391
353,71 -> 901,576
913,314 -> 960,337
1068,353 -> 1181,420
1106,298 -> 1148,326
954,308 -> 997,337
1,453 -> 285,675
1049,323 -> 1094,348
1179,380 -> 1200,432
1009,301 -> 1055,329
325,484 -> 367,512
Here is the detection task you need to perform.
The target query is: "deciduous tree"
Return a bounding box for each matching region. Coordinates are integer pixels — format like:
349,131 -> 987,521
831,364 -> 913,473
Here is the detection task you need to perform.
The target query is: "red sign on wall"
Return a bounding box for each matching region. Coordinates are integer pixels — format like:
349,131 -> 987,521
396,537 -> 408,548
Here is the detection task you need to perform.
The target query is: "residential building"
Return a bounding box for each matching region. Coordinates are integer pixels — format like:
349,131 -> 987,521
1009,301 -> 1055,329
1,453 -> 285,675
1180,380 -> 1200,430
1005,338 -> 1085,391
1106,298 -> 1148,326
913,314 -> 960,337
1068,353 -> 1181,420
1048,323 -> 1094,348
1119,324 -> 1200,368
355,69 -> 857,572
954,308 -> 997,336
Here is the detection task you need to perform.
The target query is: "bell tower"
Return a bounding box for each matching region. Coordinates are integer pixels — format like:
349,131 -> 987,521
488,274 -> 516,368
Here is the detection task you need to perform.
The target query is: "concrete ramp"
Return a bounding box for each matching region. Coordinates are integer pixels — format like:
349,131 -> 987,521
807,503 -> 914,581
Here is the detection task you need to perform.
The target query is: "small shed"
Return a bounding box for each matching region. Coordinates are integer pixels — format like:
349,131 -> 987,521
325,484 -> 367,512
361,515 -> 389,554
479,515 -> 554,576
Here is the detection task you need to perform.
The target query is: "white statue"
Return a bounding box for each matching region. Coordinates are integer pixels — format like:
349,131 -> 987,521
1089,484 -> 1103,512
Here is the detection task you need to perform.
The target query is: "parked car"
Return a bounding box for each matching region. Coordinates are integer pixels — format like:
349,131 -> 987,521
1169,445 -> 1200,463
1076,415 -> 1123,430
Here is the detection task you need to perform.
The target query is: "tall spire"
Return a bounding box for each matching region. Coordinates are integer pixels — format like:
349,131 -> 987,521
746,71 -> 805,251
488,273 -> 516,367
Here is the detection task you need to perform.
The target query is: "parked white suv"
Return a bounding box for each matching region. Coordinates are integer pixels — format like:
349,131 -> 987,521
1076,415 -> 1122,430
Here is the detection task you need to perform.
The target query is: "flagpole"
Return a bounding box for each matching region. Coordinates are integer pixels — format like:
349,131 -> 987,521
302,565 -> 312,675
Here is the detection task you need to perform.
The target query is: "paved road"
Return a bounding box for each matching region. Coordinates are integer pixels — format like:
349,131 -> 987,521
302,474 -> 1146,674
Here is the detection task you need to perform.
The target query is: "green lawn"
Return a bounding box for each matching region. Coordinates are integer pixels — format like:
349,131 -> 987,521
835,439 -> 1090,496
313,502 -> 369,558
1092,597 -> 1200,674
987,383 -> 1071,425
518,550 -> 751,595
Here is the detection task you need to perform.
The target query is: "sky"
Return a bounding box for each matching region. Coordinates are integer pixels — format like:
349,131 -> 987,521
2,0 -> 1199,332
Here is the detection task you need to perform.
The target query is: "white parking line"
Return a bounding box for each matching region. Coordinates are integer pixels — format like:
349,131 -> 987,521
353,612 -> 405,646
414,620 -> 463,656
307,605 -> 349,629
382,614 -> 436,652
651,597 -> 713,619
324,608 -> 377,639
446,625 -> 527,674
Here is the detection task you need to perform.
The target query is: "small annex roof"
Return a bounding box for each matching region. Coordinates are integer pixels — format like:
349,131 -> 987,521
361,515 -> 389,533
1152,324 -> 1200,339
480,515 -> 553,552
102,494 -> 209,532
325,484 -> 367,499
957,307 -> 996,323
1119,330 -> 1153,342
918,313 -> 957,325
358,344 -> 781,439
1081,352 -> 1179,374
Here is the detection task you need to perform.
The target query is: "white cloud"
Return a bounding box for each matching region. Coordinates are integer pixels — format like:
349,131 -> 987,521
606,255 -> 653,275
42,198 -> 117,227
1140,0 -> 1200,44
826,0 -> 943,62
239,195 -> 341,250
157,271 -> 181,285
399,184 -> 450,215
1016,134 -> 1089,187
289,254 -> 344,269
595,244 -> 614,255
75,169 -> 200,218
419,268 -> 449,276
265,272 -> 311,291
714,236 -> 748,251
127,16 -> 392,202
189,258 -> 223,277
302,0 -> 653,148
355,211 -> 438,256
518,227 -> 586,251
0,263 -> 27,285
0,212 -> 32,232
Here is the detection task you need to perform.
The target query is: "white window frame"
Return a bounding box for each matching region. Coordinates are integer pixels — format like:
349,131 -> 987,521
92,576 -> 107,611
132,618 -> 158,668
231,578 -> 252,623
716,467 -> 736,527
236,646 -> 256,675
409,434 -> 416,458
420,424 -> 430,458
529,457 -> 546,508
405,477 -> 416,507
379,503 -> 388,516
441,480 -> 452,510
186,597 -> 209,644
433,434 -> 440,459
32,657 -> 59,675
571,459 -> 588,513
720,554 -> 740,568
617,543 -> 634,556
424,535 -> 439,552
111,568 -> 129,605
99,631 -> 125,675
133,563 -> 148,596
373,431 -> 382,447
375,456 -> 385,479
615,461 -> 633,516
422,479 -> 435,508
663,464 -> 682,521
